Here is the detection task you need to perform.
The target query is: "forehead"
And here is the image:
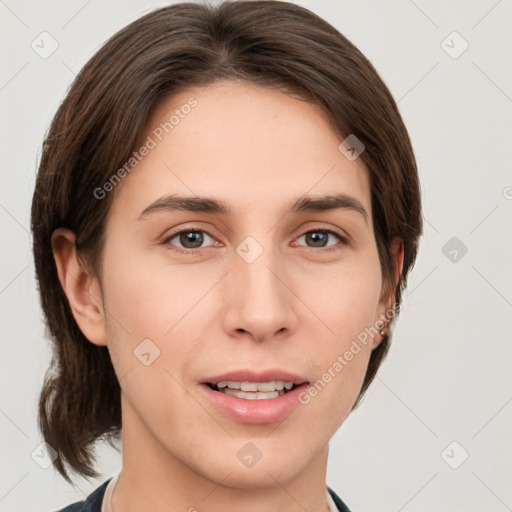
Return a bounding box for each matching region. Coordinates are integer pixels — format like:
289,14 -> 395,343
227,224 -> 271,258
109,79 -> 371,223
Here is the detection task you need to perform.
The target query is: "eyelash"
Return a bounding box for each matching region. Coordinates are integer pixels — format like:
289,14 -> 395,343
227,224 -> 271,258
161,227 -> 348,255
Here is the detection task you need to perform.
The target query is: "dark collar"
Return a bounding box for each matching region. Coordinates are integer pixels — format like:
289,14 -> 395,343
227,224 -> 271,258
55,479 -> 109,512
327,485 -> 353,512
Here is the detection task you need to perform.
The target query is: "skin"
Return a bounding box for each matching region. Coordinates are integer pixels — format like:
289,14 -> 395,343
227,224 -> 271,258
52,79 -> 403,512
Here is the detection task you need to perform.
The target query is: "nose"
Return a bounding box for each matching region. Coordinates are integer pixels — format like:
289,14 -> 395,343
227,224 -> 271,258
221,240 -> 297,343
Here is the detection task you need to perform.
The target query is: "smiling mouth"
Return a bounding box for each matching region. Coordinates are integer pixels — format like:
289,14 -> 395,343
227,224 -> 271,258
205,380 -> 299,400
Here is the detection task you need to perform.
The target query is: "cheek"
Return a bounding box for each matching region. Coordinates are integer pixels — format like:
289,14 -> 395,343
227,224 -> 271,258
101,246 -> 209,385
302,251 -> 383,346
298,253 -> 382,406
101,243 -> 194,335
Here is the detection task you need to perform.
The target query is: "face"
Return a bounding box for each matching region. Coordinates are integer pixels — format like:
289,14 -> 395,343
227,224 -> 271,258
88,80 -> 397,487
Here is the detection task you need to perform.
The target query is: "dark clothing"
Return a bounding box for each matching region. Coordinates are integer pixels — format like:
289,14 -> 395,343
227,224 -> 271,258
328,486 -> 352,512
56,477 -> 352,511
55,478 -> 108,512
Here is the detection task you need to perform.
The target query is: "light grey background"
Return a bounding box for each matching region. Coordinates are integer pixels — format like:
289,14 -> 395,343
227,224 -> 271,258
1,0 -> 511,511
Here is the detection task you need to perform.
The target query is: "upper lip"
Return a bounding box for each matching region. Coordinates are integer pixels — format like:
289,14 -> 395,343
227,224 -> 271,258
201,369 -> 309,385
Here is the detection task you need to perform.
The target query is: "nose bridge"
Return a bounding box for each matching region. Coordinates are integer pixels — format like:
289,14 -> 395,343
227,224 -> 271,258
223,233 -> 295,340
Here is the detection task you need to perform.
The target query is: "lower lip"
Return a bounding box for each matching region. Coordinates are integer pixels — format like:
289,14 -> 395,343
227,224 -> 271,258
199,383 -> 309,424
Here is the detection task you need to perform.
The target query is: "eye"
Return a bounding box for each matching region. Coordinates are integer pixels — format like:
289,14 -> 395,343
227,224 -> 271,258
294,229 -> 347,252
162,227 -> 347,255
162,229 -> 218,253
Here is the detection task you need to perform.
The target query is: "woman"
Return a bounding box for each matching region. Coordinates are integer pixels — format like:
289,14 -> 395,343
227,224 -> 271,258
31,1 -> 422,510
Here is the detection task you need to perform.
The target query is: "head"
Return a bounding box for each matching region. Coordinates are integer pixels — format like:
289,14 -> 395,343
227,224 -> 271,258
31,0 -> 422,486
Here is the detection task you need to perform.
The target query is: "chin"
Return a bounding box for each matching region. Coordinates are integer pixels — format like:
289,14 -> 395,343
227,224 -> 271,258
212,460 -> 306,490
197,441 -> 316,489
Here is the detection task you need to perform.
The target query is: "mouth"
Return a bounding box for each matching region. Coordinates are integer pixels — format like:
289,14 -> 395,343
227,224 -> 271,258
205,380 -> 299,400
199,370 -> 310,423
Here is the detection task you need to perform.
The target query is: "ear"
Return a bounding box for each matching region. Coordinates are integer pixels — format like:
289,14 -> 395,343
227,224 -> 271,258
372,237 -> 404,349
51,228 -> 108,346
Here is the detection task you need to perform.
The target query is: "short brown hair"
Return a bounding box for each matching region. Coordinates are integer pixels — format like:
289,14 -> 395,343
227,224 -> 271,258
31,0 -> 422,484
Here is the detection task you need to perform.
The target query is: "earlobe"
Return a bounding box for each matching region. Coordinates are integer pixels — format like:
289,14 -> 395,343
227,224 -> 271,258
372,237 -> 405,349
51,228 -> 108,346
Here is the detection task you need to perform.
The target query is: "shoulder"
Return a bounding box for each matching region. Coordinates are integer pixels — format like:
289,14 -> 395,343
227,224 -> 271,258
53,478 -> 111,512
327,486 -> 353,512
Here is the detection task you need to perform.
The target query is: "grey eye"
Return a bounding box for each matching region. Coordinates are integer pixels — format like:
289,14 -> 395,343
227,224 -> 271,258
296,230 -> 341,248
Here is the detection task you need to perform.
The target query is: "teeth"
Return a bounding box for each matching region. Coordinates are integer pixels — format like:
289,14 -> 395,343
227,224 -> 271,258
216,381 -> 241,389
222,388 -> 280,400
214,380 -> 295,394
241,382 -> 259,392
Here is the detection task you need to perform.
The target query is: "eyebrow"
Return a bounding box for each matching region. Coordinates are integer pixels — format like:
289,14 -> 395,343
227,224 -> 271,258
137,193 -> 368,223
